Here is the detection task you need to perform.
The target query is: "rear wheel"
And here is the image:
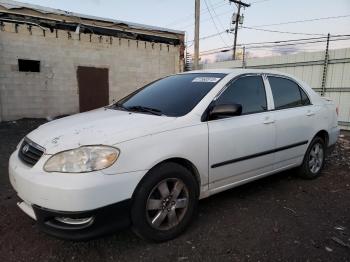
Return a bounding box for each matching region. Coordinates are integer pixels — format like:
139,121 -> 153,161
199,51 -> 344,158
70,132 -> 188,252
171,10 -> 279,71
297,137 -> 326,179
131,162 -> 198,242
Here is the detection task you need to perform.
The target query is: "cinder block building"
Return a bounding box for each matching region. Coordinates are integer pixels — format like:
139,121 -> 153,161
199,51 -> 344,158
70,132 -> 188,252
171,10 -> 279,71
0,0 -> 185,121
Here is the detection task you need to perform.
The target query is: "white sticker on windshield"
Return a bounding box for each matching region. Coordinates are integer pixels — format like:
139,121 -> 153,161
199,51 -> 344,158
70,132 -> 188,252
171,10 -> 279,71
192,77 -> 221,83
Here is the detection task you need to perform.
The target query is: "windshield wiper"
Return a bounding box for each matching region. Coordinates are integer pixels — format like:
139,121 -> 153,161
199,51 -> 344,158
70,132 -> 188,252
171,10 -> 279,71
112,102 -> 128,111
127,106 -> 164,116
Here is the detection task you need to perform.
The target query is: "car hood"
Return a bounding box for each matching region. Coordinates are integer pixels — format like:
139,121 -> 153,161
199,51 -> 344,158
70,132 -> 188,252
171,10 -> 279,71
27,108 -> 177,154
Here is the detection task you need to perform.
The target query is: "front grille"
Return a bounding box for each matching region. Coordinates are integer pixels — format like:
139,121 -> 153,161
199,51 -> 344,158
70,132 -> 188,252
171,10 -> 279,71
18,138 -> 45,166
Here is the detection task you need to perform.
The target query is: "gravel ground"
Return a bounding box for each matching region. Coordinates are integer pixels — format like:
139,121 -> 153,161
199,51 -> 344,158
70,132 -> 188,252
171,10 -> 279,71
0,119 -> 349,262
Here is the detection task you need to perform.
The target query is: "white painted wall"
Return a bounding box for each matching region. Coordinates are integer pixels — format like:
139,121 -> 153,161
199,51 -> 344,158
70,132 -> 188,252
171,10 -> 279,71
0,22 -> 182,121
202,48 -> 350,130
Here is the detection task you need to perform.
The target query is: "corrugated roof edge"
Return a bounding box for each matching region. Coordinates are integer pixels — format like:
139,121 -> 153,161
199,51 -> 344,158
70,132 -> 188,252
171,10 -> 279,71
0,0 -> 185,35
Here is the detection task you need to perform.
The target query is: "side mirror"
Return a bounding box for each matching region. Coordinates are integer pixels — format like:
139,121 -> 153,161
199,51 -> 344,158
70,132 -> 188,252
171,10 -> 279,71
209,104 -> 242,120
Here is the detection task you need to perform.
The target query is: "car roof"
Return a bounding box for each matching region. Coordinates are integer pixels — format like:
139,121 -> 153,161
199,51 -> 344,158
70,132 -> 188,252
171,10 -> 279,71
181,68 -> 292,77
180,68 -> 316,99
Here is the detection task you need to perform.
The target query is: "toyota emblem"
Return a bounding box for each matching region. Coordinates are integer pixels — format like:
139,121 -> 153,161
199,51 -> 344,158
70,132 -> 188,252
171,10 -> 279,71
22,144 -> 30,154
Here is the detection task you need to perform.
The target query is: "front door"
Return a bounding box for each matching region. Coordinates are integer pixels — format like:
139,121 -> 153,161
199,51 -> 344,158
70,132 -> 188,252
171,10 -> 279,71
77,66 -> 109,112
208,75 -> 276,190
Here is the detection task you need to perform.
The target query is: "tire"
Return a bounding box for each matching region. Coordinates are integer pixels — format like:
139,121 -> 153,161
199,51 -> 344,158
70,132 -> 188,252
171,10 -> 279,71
131,162 -> 199,242
297,136 -> 326,179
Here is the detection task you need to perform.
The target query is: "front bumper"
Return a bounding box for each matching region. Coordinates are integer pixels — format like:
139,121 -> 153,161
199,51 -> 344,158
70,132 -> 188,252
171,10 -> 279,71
9,150 -> 146,211
9,149 -> 147,240
32,199 -> 131,240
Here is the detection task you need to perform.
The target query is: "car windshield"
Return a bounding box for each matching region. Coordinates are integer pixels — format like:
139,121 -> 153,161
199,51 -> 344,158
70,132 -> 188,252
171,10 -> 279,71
114,73 -> 227,117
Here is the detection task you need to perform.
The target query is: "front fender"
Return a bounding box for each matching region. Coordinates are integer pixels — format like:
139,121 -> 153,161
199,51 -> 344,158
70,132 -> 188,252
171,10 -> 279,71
101,123 -> 209,189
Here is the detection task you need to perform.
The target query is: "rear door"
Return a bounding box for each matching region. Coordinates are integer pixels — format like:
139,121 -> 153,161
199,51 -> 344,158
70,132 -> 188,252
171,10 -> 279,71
77,66 -> 109,112
208,74 -> 276,190
266,75 -> 314,169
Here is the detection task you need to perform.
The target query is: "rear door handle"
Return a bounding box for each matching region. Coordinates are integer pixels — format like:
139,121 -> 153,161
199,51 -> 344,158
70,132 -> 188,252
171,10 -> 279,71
306,110 -> 315,116
263,117 -> 275,124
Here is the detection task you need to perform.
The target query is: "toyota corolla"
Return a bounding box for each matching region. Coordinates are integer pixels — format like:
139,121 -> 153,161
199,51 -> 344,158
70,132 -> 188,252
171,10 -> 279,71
9,69 -> 339,241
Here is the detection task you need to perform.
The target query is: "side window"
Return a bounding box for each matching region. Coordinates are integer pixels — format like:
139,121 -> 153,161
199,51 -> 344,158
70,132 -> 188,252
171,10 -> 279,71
215,76 -> 267,114
268,76 -> 310,109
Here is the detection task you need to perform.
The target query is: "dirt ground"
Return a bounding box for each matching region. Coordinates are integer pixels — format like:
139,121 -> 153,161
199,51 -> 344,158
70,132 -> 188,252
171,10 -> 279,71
0,119 -> 349,262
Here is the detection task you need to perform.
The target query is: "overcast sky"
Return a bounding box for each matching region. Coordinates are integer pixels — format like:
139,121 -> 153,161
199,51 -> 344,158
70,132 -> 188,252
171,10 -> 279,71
12,0 -> 350,58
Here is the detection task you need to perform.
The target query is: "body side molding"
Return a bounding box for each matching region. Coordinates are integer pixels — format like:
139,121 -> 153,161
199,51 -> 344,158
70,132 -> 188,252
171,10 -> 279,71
211,140 -> 308,168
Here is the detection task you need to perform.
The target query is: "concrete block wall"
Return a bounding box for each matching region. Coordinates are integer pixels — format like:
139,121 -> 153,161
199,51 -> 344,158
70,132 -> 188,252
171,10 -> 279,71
0,22 -> 181,121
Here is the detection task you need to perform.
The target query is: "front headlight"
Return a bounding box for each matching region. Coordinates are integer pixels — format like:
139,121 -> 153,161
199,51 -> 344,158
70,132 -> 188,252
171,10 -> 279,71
44,146 -> 119,173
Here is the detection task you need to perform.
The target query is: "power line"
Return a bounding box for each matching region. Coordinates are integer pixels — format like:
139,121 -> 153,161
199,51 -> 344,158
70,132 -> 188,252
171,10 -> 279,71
251,14 -> 350,28
238,35 -> 346,46
165,0 -> 228,27
200,37 -> 350,55
187,26 -> 330,43
180,11 -> 350,30
187,30 -> 229,43
244,38 -> 350,49
250,0 -> 272,4
209,0 -> 231,35
204,0 -> 230,46
165,0 -> 272,27
187,13 -> 350,42
181,9 -> 232,29
242,26 -> 328,36
198,35 -> 350,55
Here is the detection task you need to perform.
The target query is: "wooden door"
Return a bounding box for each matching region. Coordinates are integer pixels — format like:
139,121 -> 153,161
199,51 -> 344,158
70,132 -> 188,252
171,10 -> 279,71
77,66 -> 109,112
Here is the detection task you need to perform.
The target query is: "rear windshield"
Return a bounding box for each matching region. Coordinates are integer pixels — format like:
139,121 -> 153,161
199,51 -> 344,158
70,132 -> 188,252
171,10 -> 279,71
117,73 -> 226,117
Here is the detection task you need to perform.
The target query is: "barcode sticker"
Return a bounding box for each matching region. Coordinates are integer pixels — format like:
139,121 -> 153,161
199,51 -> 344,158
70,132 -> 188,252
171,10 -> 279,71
192,77 -> 221,83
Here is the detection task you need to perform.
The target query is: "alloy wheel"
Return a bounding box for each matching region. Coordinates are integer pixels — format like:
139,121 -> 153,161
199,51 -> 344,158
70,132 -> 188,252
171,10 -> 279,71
308,142 -> 324,174
146,178 -> 189,231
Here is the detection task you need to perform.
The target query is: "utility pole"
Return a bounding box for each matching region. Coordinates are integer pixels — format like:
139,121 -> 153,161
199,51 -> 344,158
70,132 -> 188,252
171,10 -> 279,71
242,46 -> 246,68
193,0 -> 200,70
321,33 -> 330,96
229,0 -> 250,60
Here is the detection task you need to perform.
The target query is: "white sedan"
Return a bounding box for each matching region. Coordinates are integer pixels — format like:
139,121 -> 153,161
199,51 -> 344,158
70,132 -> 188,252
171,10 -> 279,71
9,69 -> 339,241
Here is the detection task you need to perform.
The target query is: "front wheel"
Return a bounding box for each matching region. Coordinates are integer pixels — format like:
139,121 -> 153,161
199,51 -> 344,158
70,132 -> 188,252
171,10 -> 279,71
297,137 -> 326,179
131,162 -> 198,242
